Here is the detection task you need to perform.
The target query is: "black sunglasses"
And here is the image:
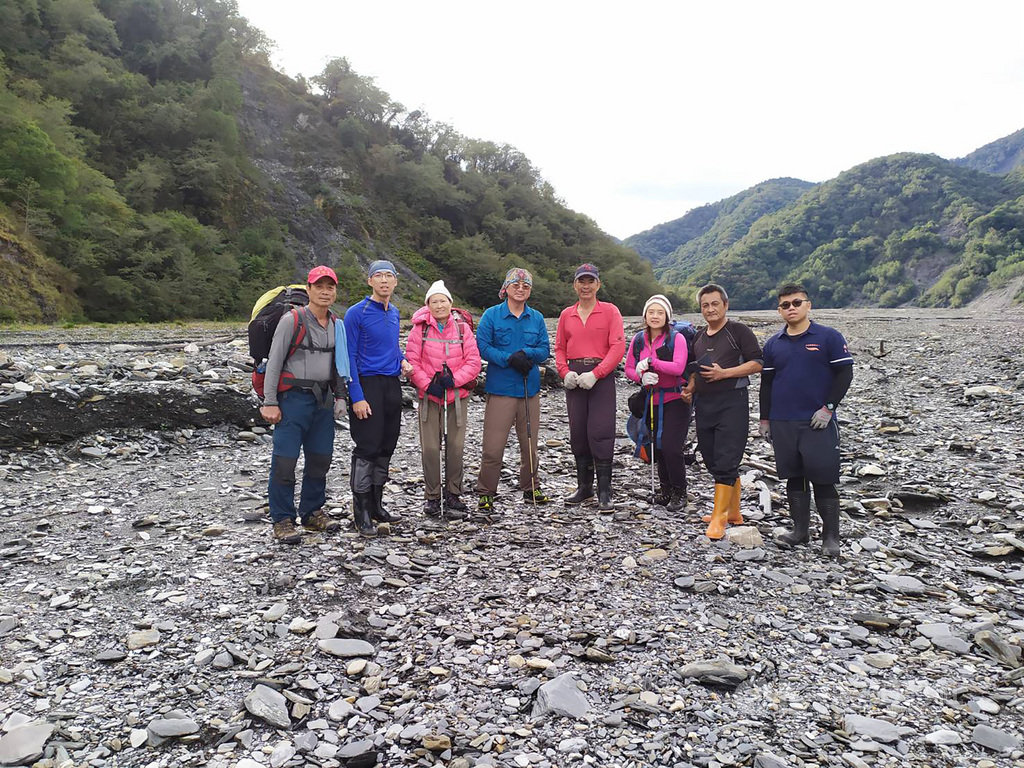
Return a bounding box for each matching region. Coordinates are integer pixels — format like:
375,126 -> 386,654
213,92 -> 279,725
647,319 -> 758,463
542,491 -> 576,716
778,299 -> 807,310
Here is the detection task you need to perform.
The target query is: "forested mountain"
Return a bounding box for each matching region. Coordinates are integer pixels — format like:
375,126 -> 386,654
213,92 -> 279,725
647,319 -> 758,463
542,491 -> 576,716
954,128 -> 1024,175
624,178 -> 815,283
667,154 -> 1024,309
0,0 -> 662,323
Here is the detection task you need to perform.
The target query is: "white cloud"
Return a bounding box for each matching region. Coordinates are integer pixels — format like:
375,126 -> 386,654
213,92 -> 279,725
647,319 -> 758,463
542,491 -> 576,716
236,0 -> 1024,238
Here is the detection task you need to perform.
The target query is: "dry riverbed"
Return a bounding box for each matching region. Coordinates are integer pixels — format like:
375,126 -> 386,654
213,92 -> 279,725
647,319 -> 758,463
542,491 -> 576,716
1,309 -> 1023,768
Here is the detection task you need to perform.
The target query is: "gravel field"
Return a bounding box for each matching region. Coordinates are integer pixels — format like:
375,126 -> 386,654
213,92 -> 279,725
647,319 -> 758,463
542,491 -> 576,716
1,309 -> 1023,768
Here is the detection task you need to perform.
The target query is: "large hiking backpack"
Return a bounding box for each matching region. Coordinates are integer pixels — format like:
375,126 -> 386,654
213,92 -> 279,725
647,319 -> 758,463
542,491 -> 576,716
248,285 -> 309,364
630,320 -> 698,380
248,285 -> 336,401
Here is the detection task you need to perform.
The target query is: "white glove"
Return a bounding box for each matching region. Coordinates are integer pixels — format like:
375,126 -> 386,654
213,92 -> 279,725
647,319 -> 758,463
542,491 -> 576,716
334,399 -> 347,419
810,406 -> 833,430
577,371 -> 598,390
635,358 -> 651,375
641,371 -> 659,387
563,371 -> 579,390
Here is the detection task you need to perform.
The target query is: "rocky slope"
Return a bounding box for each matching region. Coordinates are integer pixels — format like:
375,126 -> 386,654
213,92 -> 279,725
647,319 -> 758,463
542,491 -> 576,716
1,310 -> 1022,768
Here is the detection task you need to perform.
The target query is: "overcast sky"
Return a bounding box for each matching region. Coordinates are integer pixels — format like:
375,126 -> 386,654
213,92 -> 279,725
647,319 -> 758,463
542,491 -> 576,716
234,0 -> 1024,240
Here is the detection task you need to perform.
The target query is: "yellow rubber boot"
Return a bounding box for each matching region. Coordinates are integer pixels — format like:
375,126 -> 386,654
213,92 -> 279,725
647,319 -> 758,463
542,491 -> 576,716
729,478 -> 744,524
704,483 -> 733,540
703,478 -> 745,524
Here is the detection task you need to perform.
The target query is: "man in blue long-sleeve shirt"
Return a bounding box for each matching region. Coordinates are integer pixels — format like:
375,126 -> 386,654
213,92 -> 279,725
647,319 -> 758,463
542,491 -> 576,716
345,259 -> 413,535
474,267 -> 551,515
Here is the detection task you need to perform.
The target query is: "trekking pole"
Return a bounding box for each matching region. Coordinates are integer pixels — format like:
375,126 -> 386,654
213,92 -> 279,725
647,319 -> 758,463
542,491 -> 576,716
441,383 -> 449,520
649,384 -> 656,502
523,374 -> 537,508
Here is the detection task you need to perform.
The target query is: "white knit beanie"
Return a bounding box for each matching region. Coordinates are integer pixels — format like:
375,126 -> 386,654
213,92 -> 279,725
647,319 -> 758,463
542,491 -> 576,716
425,280 -> 452,304
642,294 -> 673,323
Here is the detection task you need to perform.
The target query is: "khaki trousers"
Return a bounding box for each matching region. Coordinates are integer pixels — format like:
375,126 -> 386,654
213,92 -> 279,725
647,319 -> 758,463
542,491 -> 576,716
474,394 -> 540,495
418,396 -> 467,499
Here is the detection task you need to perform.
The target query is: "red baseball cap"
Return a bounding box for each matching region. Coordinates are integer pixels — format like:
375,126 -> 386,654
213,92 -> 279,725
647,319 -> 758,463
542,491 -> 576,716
307,266 -> 338,284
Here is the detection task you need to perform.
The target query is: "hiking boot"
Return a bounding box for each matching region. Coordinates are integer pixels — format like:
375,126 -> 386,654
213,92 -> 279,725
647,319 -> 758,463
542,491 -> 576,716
301,509 -> 340,532
478,495 -> 495,513
666,488 -> 687,513
272,518 -> 301,544
424,498 -> 441,518
444,492 -> 468,512
523,488 -> 552,504
652,486 -> 672,507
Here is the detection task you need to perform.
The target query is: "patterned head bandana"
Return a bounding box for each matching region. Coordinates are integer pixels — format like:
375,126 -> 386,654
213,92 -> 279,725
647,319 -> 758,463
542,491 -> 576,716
499,267 -> 534,299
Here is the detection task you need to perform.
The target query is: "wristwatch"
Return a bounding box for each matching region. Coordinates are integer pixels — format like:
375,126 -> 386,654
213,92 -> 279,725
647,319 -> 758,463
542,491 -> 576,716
826,402 -> 835,411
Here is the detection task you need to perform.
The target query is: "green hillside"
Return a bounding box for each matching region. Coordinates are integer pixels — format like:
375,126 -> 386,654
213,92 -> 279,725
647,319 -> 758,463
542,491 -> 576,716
624,178 -> 814,273
0,0 -> 661,322
676,153 -> 1024,309
954,128 -> 1024,175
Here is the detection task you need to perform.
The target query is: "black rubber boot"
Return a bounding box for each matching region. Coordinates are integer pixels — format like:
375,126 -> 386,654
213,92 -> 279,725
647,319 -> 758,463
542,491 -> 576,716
352,491 -> 377,537
565,455 -> 594,505
818,497 -> 841,557
778,489 -> 811,546
370,485 -> 400,523
595,460 -> 613,511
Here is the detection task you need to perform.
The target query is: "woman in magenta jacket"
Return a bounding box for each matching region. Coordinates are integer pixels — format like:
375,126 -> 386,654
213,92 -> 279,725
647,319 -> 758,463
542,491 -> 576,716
624,294 -> 691,512
406,280 -> 482,518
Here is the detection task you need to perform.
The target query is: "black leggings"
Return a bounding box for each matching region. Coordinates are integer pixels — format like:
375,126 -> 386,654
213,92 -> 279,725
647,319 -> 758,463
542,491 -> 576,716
349,375 -> 402,461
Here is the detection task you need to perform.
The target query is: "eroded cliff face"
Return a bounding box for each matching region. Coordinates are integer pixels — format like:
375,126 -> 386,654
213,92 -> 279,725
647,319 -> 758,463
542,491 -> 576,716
0,223 -> 80,323
235,67 -> 389,278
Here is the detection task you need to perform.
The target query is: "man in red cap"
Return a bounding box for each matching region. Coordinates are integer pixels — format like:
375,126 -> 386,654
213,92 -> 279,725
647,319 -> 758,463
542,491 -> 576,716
260,265 -> 346,544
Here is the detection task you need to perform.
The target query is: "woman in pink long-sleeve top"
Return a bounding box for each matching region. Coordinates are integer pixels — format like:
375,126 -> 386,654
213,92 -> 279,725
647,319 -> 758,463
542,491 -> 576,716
554,263 -> 626,511
406,280 -> 481,518
624,294 -> 691,512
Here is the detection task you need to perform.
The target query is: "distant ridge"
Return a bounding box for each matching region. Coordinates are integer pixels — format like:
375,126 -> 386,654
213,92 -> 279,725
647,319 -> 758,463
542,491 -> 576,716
954,128 -> 1024,175
623,133 -> 1024,310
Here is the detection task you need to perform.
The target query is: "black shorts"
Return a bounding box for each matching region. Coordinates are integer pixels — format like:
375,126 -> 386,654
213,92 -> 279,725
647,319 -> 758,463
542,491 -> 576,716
770,419 -> 841,484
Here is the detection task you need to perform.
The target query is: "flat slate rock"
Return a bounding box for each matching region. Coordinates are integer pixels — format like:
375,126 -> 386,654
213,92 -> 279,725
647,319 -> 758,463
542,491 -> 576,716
677,660 -> 749,689
0,721 -> 56,765
532,673 -> 590,719
317,638 -> 375,658
972,724 -> 1021,753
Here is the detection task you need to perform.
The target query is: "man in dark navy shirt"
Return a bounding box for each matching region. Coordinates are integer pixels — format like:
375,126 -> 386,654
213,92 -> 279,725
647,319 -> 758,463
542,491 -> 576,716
759,284 -> 854,557
345,260 -> 414,536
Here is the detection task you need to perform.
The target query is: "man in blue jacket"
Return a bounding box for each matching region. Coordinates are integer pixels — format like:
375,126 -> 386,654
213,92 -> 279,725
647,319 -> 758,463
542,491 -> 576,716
345,260 -> 413,535
474,267 -> 551,514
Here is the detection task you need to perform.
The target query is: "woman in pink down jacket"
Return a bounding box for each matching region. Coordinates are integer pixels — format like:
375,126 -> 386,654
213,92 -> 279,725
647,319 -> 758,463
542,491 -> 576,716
624,294 -> 691,513
405,280 -> 482,519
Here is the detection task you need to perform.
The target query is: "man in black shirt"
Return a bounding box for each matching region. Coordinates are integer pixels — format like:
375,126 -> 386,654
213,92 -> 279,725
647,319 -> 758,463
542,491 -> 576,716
682,283 -> 763,539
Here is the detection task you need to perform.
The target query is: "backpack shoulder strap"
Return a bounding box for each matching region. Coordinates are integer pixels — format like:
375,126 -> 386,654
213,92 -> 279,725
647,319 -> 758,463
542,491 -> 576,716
631,330 -> 645,360
286,308 -> 305,358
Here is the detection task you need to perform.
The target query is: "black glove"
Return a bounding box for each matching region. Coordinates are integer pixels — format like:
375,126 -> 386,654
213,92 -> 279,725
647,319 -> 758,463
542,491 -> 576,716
426,369 -> 454,398
656,344 -> 673,362
508,350 -> 532,375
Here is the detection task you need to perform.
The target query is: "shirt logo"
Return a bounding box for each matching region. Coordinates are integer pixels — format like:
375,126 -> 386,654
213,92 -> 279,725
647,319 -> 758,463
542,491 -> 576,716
805,343 -> 820,351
